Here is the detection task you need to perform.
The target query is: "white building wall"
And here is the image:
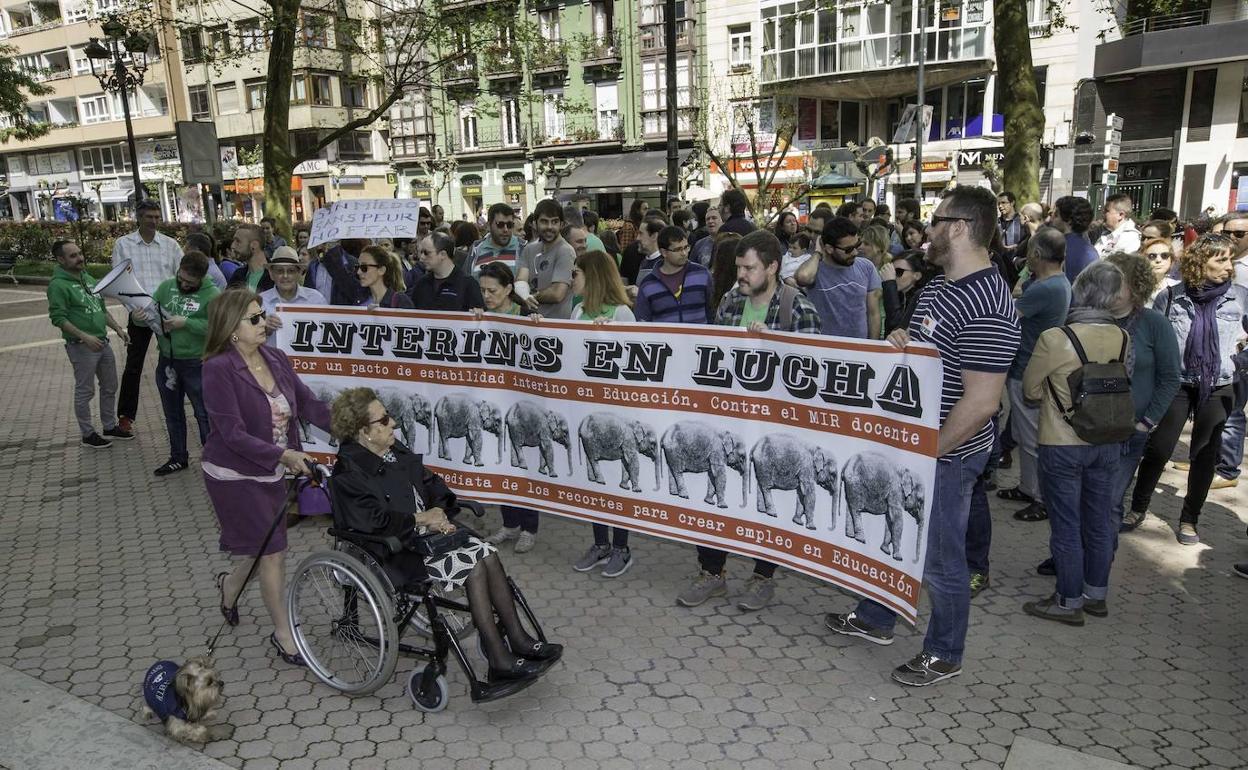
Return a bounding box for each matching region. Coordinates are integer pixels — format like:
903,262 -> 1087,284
1174,60 -> 1248,215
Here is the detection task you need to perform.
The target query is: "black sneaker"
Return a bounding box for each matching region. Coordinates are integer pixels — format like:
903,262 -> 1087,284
1036,558 -> 1056,576
154,459 -> 189,476
102,426 -> 134,441
81,432 -> 112,449
1233,563 -> 1248,579
1023,594 -> 1085,626
969,572 -> 990,597
1083,599 -> 1108,618
891,652 -> 962,687
825,612 -> 894,646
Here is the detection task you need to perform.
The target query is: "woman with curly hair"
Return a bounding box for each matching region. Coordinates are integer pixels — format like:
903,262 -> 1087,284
707,232 -> 743,316
329,387 -> 563,680
1126,234 -> 1248,544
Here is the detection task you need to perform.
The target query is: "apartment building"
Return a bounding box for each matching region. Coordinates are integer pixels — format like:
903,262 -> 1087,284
1077,0 -> 1248,216
701,0 -> 1111,210
0,0 -> 189,221
181,0 -> 394,223
396,0 -> 705,219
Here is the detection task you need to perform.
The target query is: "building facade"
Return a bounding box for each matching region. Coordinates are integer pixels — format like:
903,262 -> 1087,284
395,0 -> 705,220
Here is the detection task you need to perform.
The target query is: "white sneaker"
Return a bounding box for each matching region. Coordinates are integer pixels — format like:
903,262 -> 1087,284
485,526 -> 520,546
514,531 -> 537,553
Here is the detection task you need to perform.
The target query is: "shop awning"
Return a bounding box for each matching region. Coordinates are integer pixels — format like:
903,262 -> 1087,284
545,150 -> 692,195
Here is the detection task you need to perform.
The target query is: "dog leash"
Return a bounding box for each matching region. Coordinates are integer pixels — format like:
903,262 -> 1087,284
206,462 -> 327,655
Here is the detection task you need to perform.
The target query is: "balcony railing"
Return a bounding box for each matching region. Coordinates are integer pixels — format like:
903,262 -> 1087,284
483,46 -> 522,79
639,19 -> 695,52
534,114 -> 623,147
8,19 -> 63,38
443,55 -> 478,87
450,126 -> 527,154
1121,9 -> 1209,36
760,23 -> 989,83
531,40 -> 568,73
581,31 -> 622,65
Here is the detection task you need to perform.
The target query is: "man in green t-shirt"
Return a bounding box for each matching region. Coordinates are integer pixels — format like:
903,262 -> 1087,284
150,251 -> 221,476
678,229 -> 821,613
47,240 -> 131,448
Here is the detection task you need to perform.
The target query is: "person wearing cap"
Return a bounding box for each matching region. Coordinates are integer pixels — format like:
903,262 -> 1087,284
150,250 -> 221,476
259,246 -> 327,347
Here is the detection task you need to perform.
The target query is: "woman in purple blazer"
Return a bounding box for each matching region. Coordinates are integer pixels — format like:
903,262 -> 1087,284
201,288 -> 330,666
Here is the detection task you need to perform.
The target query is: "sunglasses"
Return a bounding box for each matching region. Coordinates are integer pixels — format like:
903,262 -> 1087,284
930,214 -> 974,226
370,413 -> 392,427
246,310 -> 267,326
829,241 -> 861,253
355,263 -> 379,273
1225,229 -> 1248,239
1145,251 -> 1171,260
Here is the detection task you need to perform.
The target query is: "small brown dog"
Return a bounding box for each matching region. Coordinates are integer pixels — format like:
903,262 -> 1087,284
140,656 -> 228,743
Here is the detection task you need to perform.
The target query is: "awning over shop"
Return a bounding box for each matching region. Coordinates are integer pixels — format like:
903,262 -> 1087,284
545,150 -> 692,195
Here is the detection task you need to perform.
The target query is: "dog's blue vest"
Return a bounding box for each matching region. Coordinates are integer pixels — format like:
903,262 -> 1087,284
143,660 -> 187,721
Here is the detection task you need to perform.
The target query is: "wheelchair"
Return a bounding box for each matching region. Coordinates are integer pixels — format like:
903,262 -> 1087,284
286,476 -> 553,711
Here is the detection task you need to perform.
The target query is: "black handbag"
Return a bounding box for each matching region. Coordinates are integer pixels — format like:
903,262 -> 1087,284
405,527 -> 472,557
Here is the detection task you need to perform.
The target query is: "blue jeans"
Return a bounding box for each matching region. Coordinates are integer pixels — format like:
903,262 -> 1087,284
1215,378 -> 1247,480
1111,431 -> 1150,529
965,463 -> 994,575
155,356 -> 209,463
855,449 -> 989,665
1040,444 -> 1119,608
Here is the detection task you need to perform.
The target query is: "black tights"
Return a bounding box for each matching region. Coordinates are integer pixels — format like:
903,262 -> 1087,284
464,554 -> 539,669
1132,384 -> 1233,524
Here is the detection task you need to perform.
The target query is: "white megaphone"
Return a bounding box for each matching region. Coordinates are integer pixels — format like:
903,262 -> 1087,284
94,259 -> 166,335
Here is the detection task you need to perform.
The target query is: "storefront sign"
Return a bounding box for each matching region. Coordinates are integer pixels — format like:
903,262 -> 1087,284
504,182 -> 526,195
462,185 -> 483,197
956,148 -> 1005,170
276,308 -> 944,622
921,159 -> 950,173
294,159 -> 329,176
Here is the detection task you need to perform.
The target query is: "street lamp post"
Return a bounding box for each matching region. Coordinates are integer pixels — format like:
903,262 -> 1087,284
85,15 -> 154,210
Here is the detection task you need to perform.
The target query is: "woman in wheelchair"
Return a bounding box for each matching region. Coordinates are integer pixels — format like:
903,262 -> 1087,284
328,387 -> 562,681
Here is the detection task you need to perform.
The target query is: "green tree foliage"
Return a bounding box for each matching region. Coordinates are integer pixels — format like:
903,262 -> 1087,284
0,44 -> 54,144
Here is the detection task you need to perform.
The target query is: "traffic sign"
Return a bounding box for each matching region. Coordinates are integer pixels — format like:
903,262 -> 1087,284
1105,129 -> 1122,146
1103,158 -> 1119,173
1107,113 -> 1123,132
1104,172 -> 1118,187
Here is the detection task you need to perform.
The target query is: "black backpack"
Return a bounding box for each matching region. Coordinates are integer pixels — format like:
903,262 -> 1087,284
1046,326 -> 1135,444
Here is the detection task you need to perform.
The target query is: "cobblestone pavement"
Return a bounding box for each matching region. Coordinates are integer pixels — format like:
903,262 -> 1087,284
2,285 -> 1246,769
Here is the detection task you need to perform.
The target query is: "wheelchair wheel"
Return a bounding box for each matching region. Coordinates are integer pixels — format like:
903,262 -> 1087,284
406,665 -> 449,712
406,584 -> 476,641
288,551 -> 399,696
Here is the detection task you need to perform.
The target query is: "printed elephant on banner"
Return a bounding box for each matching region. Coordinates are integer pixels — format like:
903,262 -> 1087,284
505,401 -> 572,478
301,381 -> 340,447
433,394 -> 504,466
840,451 -> 926,562
658,420 -> 747,508
747,434 -> 839,530
376,387 -> 431,453
577,413 -> 659,492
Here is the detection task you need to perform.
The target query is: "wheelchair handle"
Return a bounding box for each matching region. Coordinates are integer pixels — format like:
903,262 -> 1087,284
455,499 -> 486,519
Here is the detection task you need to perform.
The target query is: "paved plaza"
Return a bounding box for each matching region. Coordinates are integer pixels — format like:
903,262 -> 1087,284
0,284 -> 1245,769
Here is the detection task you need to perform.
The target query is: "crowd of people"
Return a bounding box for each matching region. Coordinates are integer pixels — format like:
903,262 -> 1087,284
46,184 -> 1248,688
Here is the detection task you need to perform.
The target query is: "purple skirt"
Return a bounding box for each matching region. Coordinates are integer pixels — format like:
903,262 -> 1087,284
205,476 -> 289,556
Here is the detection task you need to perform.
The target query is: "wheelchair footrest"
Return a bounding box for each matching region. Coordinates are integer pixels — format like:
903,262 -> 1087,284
469,675 -> 539,703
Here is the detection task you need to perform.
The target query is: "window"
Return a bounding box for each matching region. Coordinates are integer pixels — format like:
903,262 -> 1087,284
291,131 -> 319,158
543,89 -> 565,139
337,131 -> 371,160
188,85 -> 211,119
79,94 -> 110,124
819,99 -> 839,146
310,74 -> 332,106
335,18 -> 361,51
214,82 -> 239,115
238,18 -> 266,52
538,9 -> 560,41
343,78 -> 367,108
590,1 -> 612,38
729,25 -> 752,67
1239,75 -> 1248,138
245,80 -> 266,111
459,102 -> 478,150
181,29 -> 204,62
65,2 -> 91,23
26,152 -> 55,175
595,82 -> 618,139
502,98 -> 522,146
1188,69 -> 1217,139
207,25 -> 231,56
72,46 -> 91,75
79,145 -> 131,176
290,76 -> 307,105
1026,0 -> 1051,36
302,12 -> 330,48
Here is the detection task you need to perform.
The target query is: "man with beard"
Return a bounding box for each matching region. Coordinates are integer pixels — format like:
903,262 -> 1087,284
827,185 -> 1020,687
677,229 -> 821,613
794,216 -> 882,338
516,199 -> 576,319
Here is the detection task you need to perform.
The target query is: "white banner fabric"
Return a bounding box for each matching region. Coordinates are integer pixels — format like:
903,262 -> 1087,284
276,307 -> 943,623
307,199 -> 425,248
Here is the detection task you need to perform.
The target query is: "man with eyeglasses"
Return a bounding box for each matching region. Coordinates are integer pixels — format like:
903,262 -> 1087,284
1211,214 -> 1248,490
467,202 -> 525,278
827,185 -> 1020,687
793,216 -> 882,339
259,247 -> 326,347
149,250 -> 221,477
634,226 -> 712,324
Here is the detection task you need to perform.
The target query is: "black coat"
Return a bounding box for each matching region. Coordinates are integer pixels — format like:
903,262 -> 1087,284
406,265 -> 485,311
330,440 -> 458,585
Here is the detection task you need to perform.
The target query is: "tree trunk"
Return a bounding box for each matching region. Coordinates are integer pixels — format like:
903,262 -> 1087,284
992,0 -> 1044,203
262,0 -> 300,240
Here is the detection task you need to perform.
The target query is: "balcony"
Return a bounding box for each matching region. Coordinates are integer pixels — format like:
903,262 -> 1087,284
639,19 -> 696,53
1095,9 -> 1248,77
581,31 -> 622,72
531,40 -> 568,76
450,125 -> 527,156
533,115 -> 623,151
483,46 -> 521,83
442,55 -> 478,90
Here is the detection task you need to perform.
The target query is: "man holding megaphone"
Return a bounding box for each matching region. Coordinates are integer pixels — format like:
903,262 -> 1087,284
47,240 -> 132,448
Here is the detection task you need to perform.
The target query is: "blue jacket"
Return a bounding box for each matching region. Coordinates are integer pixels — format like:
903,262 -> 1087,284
1153,282 -> 1248,389
143,660 -> 186,721
634,261 -> 713,324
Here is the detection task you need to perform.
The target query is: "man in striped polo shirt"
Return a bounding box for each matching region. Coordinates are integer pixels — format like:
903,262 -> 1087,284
466,202 -> 525,277
634,226 -> 713,324
827,186 -> 1021,687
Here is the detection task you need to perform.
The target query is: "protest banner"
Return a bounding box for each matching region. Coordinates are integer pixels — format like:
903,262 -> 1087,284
276,307 -> 943,622
307,199 -> 425,248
